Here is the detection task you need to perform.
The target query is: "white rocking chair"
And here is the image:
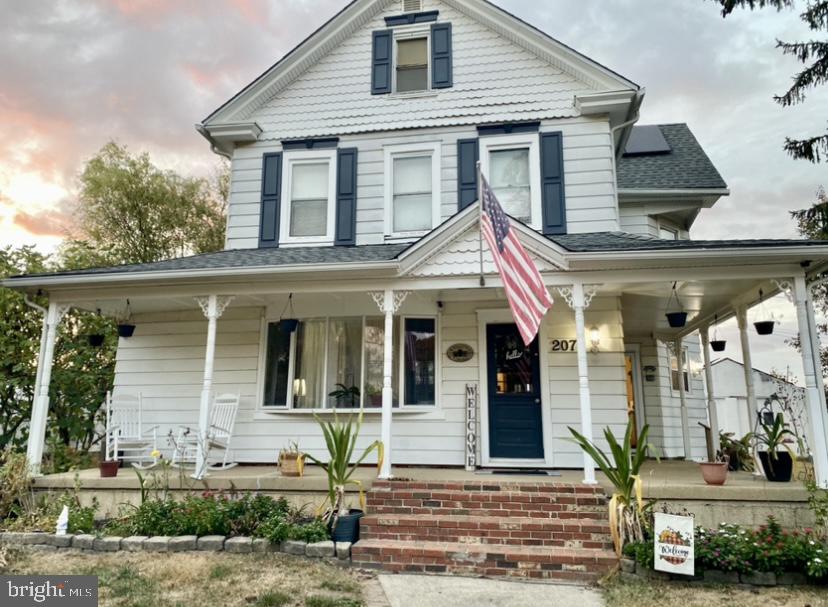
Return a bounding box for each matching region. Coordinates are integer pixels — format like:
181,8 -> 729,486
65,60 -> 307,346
104,392 -> 159,469
171,393 -> 239,474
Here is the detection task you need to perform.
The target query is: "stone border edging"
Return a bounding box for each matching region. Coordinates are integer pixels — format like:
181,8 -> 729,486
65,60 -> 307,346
620,557 -> 810,587
0,531 -> 351,562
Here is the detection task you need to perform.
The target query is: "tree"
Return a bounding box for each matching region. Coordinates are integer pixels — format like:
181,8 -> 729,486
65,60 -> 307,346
68,141 -> 228,265
714,0 -> 828,162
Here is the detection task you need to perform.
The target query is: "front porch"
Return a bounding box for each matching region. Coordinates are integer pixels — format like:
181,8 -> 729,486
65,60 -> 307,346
34,461 -> 812,529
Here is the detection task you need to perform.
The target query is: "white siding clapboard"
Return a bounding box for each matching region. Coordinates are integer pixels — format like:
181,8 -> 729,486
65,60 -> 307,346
116,296 -> 629,467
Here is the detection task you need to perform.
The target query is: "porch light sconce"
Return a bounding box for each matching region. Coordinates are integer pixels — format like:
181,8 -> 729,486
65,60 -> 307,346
643,365 -> 657,382
589,326 -> 600,353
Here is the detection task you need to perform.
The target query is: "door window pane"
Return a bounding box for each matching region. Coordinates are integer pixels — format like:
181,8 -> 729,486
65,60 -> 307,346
364,317 -> 399,408
490,148 -> 531,221
492,330 -> 535,394
393,155 -> 432,232
263,324 -> 291,407
397,38 -> 428,92
292,319 -> 327,408
404,318 -> 435,405
290,162 -> 328,237
326,317 -> 363,408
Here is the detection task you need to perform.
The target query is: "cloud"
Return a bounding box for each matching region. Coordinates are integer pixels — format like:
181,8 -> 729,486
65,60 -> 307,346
12,208 -> 71,238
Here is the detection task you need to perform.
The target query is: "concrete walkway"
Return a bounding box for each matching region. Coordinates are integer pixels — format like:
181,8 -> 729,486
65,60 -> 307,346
377,574 -> 606,607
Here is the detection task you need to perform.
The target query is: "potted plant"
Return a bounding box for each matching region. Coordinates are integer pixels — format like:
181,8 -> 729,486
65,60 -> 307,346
757,413 -> 795,482
710,314 -> 726,352
99,458 -> 119,478
753,289 -> 776,335
365,384 -> 382,407
699,452 -> 729,485
328,383 -> 360,408
278,293 -> 299,334
88,334 -> 105,347
117,299 -> 136,338
304,408 -> 383,543
719,431 -> 754,472
665,282 -> 687,328
279,441 -> 304,477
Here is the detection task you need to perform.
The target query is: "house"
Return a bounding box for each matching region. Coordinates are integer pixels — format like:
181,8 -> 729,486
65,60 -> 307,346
7,0 -> 828,487
711,357 -> 809,451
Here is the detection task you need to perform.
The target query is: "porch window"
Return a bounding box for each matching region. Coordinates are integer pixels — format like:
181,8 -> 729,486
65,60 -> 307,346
262,315 -> 437,410
670,347 -> 690,392
279,150 -> 337,245
384,142 -> 441,237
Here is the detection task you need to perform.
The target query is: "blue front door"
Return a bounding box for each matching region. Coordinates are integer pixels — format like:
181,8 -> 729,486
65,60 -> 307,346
486,324 -> 545,460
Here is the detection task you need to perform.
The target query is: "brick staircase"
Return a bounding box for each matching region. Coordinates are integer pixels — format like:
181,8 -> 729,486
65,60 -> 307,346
351,479 -> 617,583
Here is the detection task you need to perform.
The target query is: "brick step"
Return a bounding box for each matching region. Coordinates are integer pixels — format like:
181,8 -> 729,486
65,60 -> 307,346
351,539 -> 617,582
371,479 -> 606,496
360,514 -> 613,550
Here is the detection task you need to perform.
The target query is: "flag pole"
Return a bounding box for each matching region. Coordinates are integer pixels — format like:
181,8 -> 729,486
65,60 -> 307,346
477,160 -> 485,287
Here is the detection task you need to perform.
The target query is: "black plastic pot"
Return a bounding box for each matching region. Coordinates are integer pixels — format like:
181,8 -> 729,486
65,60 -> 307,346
759,451 -> 793,482
754,321 -> 775,335
726,450 -> 741,472
279,319 -> 299,333
330,509 -> 363,543
710,340 -> 727,352
665,312 -> 688,328
117,324 -> 136,338
88,334 -> 105,347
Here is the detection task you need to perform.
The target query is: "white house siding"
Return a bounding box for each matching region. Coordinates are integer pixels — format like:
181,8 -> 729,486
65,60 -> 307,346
619,203 -> 658,237
113,293 -> 629,468
633,336 -> 707,460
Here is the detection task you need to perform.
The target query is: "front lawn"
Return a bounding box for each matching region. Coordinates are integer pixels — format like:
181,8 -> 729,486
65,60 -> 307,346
2,546 -> 375,607
604,576 -> 828,607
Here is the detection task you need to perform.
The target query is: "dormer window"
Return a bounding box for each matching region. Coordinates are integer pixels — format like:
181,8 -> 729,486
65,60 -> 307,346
396,38 -> 428,92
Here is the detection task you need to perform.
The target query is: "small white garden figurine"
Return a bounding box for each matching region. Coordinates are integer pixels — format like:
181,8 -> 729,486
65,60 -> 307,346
55,505 -> 69,536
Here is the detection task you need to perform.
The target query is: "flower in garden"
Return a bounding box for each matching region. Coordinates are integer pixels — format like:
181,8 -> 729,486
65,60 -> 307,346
151,449 -> 161,458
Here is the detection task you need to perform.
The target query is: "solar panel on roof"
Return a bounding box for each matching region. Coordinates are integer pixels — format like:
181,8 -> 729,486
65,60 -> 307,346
624,125 -> 671,156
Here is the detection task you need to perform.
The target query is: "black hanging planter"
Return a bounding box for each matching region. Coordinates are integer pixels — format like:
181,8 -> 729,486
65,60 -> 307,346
665,312 -> 688,328
329,509 -> 363,543
88,334 -> 105,347
710,340 -> 727,352
279,319 -> 299,333
117,324 -> 136,338
754,320 -> 775,335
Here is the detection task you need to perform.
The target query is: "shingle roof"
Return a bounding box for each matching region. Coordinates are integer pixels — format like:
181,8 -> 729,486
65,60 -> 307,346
550,232 -> 826,252
617,123 -> 728,191
14,244 -> 408,278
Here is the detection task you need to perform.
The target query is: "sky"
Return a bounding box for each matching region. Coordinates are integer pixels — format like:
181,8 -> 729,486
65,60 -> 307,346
0,0 -> 826,382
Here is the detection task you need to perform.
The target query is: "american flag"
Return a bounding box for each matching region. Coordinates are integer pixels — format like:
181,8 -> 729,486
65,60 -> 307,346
480,174 -> 553,345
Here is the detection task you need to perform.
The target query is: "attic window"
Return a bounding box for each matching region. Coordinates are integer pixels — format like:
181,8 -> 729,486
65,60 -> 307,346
396,38 -> 428,92
402,0 -> 422,12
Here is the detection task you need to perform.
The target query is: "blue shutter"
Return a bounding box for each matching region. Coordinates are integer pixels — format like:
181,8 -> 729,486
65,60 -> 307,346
540,132 -> 566,235
457,138 -> 478,210
431,22 -> 453,89
259,152 -> 282,248
371,30 -> 392,95
335,148 -> 358,246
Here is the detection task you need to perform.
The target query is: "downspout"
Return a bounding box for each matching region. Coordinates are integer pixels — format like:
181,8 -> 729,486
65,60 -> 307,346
609,89 -> 645,231
195,124 -> 232,160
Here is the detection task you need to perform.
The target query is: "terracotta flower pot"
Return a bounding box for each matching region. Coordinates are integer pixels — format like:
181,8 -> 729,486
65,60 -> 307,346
699,462 -> 728,485
100,460 -> 119,478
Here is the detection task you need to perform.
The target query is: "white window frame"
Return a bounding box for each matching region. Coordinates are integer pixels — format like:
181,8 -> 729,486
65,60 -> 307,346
670,346 -> 691,395
479,133 -> 542,230
392,25 -> 431,95
256,314 -> 440,412
279,149 -> 337,246
383,141 -> 442,239
659,225 -> 679,240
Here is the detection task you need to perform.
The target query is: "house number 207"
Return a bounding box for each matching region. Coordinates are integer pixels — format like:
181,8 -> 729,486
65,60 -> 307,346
551,339 -> 577,352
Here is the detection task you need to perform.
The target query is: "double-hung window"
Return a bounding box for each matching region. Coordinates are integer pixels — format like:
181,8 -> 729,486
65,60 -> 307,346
670,347 -> 691,393
396,37 -> 428,92
384,142 -> 441,237
262,316 -> 438,410
479,134 -> 541,228
279,149 -> 337,245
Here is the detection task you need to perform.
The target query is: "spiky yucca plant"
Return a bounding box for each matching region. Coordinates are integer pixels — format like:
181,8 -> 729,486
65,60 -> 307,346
568,421 -> 657,555
303,408 -> 383,527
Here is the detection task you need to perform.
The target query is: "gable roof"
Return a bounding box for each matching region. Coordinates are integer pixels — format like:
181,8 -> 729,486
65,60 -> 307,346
201,0 -> 638,128
617,124 -> 728,191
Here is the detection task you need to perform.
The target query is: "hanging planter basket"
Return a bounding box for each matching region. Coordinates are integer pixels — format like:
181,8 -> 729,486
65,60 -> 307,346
664,282 -> 687,328
88,334 -> 105,347
278,294 -> 299,333
710,314 -> 726,351
117,324 -> 136,338
753,289 -> 775,336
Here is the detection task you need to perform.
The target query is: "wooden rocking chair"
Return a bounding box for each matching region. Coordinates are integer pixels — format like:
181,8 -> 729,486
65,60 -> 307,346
104,392 -> 159,469
171,393 -> 240,474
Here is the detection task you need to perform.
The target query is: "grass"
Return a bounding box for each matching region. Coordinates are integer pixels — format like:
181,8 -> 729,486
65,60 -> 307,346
604,576 -> 828,607
3,547 -> 369,607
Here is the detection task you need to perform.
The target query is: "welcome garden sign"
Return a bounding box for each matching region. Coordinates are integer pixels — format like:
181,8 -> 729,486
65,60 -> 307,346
654,512 -> 695,576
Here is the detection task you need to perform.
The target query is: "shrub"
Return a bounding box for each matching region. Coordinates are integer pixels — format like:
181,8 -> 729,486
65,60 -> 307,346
0,449 -> 30,522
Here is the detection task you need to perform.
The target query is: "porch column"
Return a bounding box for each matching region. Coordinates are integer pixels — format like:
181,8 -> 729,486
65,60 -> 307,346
794,276 -> 828,486
26,302 -> 70,475
566,283 -> 598,485
699,326 -> 721,457
674,338 -> 692,459
735,304 -> 761,473
370,290 -> 409,480
194,295 -> 234,479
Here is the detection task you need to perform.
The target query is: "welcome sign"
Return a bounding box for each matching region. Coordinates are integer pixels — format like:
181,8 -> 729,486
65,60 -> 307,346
653,512 -> 694,576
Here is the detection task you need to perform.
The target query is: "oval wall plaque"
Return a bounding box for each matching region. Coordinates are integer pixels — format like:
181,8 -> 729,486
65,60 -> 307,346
447,343 -> 474,363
